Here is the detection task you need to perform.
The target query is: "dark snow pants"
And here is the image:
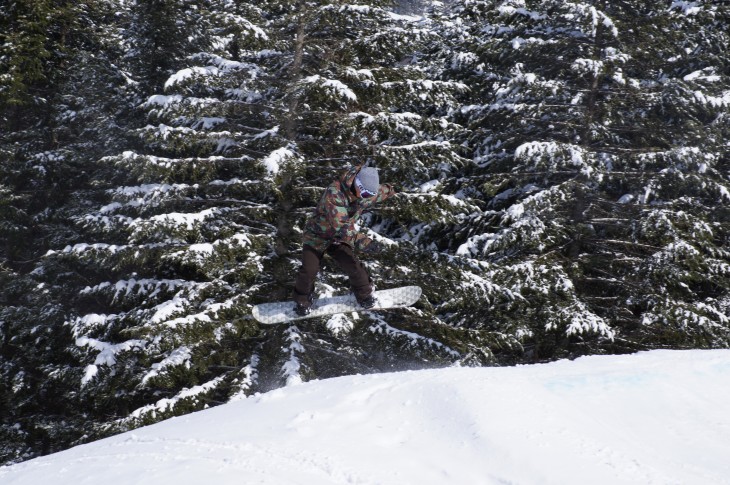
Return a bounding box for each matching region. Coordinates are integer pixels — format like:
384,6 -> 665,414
293,243 -> 373,307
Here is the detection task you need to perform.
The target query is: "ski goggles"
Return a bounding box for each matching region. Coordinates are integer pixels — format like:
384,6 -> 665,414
354,177 -> 375,198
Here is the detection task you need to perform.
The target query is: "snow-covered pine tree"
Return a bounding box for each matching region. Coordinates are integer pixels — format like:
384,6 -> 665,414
126,0 -> 214,91
30,0 -> 477,440
45,0 -> 276,431
1,0 -> 81,261
1,0 -> 137,464
247,0 -> 508,378
616,1 -> 730,348
440,0 -> 730,358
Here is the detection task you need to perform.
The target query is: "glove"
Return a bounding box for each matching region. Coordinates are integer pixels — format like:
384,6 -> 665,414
329,238 -> 352,250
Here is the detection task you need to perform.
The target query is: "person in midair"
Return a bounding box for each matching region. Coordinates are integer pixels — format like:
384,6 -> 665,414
293,164 -> 396,315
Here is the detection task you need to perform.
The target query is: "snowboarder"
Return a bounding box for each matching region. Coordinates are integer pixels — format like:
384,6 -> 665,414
293,164 -> 396,316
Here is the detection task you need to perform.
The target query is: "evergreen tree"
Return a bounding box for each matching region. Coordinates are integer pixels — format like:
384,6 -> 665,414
1,0 -> 66,112
1,0 -> 142,464
27,1 -> 499,442
127,0 -> 213,91
441,0 -> 730,357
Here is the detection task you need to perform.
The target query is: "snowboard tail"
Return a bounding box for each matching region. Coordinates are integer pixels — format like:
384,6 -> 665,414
252,286 -> 422,324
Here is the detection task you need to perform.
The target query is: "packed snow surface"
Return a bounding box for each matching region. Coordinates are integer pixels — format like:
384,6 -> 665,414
3,350 -> 730,484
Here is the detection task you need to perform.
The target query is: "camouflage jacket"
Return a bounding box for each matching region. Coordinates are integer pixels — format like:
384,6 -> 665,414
303,165 -> 395,252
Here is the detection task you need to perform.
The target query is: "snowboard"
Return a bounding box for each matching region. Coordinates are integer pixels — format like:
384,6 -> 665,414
252,286 -> 422,324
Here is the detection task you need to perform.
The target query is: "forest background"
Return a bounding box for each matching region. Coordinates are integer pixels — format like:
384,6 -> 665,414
1,0 -> 728,465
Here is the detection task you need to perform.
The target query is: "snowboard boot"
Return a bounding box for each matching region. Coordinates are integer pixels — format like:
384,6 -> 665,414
355,280 -> 376,309
294,302 -> 311,316
357,294 -> 377,309
294,291 -> 316,316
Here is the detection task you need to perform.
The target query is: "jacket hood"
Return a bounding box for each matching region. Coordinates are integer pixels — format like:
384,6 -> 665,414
339,165 -> 362,201
340,165 -> 361,188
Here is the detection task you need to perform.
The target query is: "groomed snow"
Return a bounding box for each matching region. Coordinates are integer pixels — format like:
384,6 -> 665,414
2,350 -> 729,484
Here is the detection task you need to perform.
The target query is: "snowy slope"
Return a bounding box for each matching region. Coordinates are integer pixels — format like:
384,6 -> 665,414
2,350 -> 729,485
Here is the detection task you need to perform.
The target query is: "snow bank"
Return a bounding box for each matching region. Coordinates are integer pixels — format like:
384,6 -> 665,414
2,350 -> 730,484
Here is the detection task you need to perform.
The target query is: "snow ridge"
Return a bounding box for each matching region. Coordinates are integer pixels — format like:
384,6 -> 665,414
2,350 -> 729,485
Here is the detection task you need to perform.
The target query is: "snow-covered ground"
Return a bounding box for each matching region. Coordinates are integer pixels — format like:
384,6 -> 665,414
2,350 -> 729,485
